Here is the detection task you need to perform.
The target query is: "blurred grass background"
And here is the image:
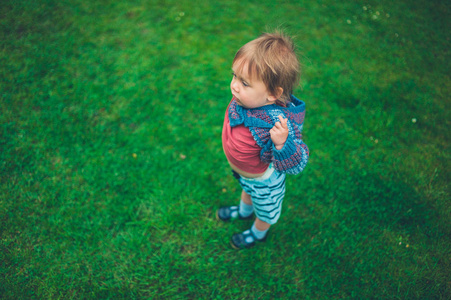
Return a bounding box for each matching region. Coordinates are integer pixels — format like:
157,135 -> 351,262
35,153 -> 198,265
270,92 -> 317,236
1,0 -> 450,298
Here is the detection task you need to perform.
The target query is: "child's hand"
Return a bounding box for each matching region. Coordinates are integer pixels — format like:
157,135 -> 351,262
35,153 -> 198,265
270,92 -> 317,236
270,115 -> 289,150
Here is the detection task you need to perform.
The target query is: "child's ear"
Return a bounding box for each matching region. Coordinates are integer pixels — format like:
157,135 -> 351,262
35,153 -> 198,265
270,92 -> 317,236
267,87 -> 284,102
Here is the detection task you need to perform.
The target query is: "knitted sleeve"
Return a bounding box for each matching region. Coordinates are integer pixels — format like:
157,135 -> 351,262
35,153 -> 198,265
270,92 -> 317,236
257,117 -> 309,175
271,136 -> 309,175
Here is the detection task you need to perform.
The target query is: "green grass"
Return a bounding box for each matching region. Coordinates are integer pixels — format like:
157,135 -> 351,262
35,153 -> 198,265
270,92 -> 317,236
1,0 -> 450,298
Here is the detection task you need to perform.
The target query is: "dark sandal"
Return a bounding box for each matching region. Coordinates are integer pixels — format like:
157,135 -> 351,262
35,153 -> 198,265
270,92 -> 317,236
230,229 -> 267,249
216,206 -> 253,222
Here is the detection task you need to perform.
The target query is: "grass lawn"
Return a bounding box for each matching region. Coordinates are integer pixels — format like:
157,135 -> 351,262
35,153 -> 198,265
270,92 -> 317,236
1,0 -> 450,298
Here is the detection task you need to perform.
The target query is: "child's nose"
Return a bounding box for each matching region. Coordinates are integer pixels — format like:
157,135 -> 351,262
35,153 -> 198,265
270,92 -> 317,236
231,80 -> 239,92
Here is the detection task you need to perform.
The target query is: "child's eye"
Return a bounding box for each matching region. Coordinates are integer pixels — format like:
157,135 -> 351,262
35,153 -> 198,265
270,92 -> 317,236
231,72 -> 249,87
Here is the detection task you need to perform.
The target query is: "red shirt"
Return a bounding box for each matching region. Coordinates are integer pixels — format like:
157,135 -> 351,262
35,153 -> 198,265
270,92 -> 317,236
222,103 -> 269,174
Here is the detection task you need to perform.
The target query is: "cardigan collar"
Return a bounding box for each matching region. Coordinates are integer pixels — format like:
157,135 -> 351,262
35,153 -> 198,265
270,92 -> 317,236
228,95 -> 305,129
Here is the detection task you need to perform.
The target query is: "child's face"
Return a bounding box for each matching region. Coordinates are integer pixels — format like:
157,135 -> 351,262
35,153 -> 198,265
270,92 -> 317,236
230,60 -> 276,109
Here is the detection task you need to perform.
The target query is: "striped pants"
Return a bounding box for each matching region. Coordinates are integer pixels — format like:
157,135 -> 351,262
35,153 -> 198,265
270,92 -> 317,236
233,166 -> 286,225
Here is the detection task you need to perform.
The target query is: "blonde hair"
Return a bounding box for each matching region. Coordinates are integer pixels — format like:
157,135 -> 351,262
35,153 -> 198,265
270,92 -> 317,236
233,31 -> 300,104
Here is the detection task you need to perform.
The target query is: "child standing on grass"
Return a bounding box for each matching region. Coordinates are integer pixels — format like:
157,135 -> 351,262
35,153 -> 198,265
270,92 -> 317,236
217,31 -> 309,249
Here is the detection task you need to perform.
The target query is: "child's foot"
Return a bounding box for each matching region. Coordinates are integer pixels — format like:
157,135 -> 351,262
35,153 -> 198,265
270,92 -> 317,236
230,229 -> 267,249
216,206 -> 253,222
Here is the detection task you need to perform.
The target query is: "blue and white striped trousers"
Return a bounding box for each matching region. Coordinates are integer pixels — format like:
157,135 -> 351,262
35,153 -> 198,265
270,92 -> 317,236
233,165 -> 286,225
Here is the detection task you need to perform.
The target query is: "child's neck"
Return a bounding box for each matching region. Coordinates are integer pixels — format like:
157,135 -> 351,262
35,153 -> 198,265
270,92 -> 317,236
275,100 -> 287,107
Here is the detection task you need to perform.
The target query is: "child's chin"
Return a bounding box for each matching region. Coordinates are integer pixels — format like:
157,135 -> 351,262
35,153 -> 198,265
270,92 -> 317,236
234,97 -> 244,106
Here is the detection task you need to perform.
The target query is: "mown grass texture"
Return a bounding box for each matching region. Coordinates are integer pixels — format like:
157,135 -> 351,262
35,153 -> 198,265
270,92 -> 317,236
1,0 -> 450,299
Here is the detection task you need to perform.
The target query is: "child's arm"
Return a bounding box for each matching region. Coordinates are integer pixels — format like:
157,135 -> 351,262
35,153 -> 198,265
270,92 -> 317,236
269,115 -> 309,175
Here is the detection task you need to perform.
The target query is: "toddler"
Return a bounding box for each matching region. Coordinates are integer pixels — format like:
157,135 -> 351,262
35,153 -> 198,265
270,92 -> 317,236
217,31 -> 309,249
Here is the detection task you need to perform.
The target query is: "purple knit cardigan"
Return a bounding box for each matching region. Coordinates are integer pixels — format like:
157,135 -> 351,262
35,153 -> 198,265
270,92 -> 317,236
228,95 -> 309,175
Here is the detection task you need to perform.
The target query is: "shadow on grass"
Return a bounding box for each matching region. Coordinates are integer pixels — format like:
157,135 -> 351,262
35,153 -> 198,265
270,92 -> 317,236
290,166 -> 450,298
